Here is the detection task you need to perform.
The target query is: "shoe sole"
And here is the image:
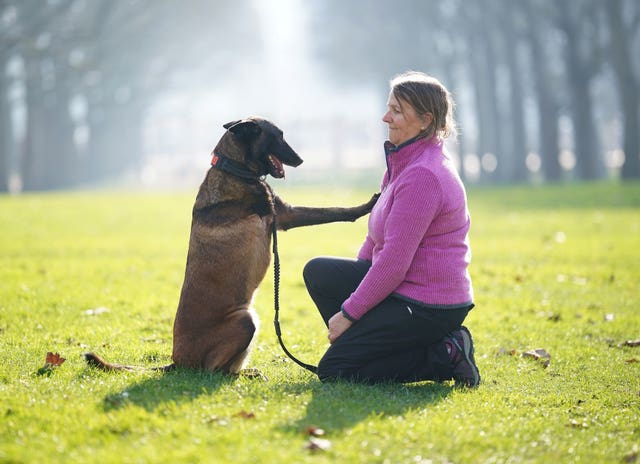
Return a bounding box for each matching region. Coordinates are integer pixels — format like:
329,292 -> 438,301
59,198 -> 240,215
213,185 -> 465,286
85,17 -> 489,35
457,326 -> 480,388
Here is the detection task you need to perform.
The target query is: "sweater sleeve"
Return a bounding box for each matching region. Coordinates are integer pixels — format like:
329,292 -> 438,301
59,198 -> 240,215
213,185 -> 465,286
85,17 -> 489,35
342,167 -> 443,320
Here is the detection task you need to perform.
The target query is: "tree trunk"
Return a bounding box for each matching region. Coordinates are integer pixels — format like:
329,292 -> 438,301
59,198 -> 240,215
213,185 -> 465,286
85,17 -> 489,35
21,65 -> 48,191
501,3 -> 528,182
21,63 -> 77,191
468,24 -> 502,183
525,2 -> 562,181
0,57 -> 10,193
86,102 -> 146,184
605,0 -> 640,179
44,89 -> 78,189
558,3 -> 604,180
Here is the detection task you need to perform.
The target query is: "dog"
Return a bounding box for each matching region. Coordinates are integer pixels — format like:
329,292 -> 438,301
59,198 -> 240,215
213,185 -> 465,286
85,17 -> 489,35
85,117 -> 378,376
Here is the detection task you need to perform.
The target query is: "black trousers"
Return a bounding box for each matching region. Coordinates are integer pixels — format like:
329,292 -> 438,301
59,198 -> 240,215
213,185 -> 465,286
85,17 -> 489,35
303,257 -> 471,384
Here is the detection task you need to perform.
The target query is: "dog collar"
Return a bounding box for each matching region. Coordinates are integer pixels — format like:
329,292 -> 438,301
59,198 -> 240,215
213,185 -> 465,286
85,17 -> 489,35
211,152 -> 261,181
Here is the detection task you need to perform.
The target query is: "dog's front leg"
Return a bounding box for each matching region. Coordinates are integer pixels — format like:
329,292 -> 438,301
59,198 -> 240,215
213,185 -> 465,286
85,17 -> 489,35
273,193 -> 379,231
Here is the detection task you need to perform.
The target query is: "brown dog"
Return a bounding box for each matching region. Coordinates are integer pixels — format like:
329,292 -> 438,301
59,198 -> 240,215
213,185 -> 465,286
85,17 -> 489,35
85,117 -> 377,375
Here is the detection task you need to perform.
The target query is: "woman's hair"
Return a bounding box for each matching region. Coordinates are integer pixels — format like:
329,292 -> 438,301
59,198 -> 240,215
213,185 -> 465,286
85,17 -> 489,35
390,71 -> 457,140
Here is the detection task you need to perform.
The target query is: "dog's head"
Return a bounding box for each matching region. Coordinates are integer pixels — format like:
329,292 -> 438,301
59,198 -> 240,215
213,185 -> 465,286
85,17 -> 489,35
222,117 -> 303,178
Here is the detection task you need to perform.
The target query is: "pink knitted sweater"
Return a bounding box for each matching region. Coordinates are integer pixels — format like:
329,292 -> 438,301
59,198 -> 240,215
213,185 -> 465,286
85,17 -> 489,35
342,136 -> 473,321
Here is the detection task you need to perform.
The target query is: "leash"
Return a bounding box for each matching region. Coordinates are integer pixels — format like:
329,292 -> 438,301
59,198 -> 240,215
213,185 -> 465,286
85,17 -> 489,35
210,155 -> 318,374
271,216 -> 318,375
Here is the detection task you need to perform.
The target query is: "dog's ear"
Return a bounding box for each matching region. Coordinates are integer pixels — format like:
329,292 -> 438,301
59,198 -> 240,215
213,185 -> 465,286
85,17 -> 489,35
223,120 -> 261,140
223,120 -> 241,130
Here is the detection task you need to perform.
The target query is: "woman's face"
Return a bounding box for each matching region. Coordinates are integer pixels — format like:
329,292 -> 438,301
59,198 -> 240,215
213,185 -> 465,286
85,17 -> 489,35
382,92 -> 430,146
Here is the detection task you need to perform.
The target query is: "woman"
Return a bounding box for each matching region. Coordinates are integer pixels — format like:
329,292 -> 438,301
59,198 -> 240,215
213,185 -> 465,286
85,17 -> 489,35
303,71 -> 480,387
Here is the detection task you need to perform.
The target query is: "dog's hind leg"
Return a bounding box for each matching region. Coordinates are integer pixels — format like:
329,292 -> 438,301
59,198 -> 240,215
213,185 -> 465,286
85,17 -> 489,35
202,308 -> 261,375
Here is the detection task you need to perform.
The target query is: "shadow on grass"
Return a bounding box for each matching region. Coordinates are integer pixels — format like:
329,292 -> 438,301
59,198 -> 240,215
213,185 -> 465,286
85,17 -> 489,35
284,379 -> 453,433
97,368 -> 236,412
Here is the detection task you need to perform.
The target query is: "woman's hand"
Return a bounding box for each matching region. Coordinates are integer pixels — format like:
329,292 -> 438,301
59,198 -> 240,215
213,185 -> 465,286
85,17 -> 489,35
327,312 -> 353,344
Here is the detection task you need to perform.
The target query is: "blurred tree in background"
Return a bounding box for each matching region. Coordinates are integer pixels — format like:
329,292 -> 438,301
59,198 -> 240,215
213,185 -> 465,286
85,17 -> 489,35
310,0 -> 639,183
0,0 -> 258,192
0,0 -> 638,192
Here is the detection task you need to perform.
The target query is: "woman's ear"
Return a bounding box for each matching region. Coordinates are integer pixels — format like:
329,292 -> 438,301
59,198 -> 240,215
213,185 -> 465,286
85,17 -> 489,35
420,112 -> 434,131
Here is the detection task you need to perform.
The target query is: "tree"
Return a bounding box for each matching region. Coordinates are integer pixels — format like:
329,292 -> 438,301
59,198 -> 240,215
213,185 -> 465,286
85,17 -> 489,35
523,0 -> 563,181
498,0 -> 529,182
2,0 -> 260,192
556,0 -> 604,180
310,0 -> 635,183
604,0 -> 640,179
0,55 -> 9,192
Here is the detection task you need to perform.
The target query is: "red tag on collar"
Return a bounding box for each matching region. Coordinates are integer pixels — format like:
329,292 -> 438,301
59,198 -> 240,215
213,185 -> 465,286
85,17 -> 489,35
211,154 -> 219,166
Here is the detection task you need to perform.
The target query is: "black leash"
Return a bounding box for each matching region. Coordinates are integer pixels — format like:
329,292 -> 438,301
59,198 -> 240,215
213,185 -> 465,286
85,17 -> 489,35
271,218 -> 318,374
210,155 -> 317,374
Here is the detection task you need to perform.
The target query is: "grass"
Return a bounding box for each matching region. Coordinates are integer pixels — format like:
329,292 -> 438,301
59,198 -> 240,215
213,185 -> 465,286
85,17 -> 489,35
0,181 -> 639,463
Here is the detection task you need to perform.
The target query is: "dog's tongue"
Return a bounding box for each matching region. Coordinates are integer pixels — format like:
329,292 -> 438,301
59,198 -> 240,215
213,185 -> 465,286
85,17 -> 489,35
268,155 -> 286,178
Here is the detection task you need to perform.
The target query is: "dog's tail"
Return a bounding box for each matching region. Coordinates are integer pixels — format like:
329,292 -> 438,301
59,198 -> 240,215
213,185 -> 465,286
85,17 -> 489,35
84,352 -> 175,372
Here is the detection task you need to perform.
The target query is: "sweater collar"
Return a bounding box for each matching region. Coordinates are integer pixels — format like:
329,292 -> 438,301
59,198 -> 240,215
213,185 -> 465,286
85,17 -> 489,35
385,135 -> 440,162
384,133 -> 430,155
382,135 -> 442,183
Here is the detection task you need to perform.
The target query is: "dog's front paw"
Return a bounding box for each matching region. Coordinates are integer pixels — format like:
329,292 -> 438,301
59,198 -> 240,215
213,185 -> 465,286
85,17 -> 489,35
364,192 -> 380,212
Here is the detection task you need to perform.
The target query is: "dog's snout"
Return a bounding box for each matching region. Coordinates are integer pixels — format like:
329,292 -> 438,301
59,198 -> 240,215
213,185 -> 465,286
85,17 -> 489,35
289,154 -> 303,167
278,142 -> 303,167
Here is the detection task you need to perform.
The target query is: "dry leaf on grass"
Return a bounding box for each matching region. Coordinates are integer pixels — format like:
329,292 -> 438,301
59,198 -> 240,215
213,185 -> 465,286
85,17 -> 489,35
305,425 -> 325,437
521,348 -> 551,368
623,339 -> 640,347
36,352 -> 66,376
233,410 -> 256,419
496,348 -> 518,356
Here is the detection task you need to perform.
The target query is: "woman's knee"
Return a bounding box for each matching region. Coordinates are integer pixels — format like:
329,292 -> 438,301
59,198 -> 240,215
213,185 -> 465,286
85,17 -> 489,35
302,257 -> 323,283
303,257 -> 336,292
317,355 -> 363,383
317,357 -> 343,383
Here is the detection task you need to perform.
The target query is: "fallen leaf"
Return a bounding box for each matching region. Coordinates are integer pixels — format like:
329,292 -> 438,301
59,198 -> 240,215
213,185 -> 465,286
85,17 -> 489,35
305,425 -> 325,437
497,348 -> 518,356
522,348 -> 551,368
305,437 -> 332,452
36,352 -> 66,376
623,340 -> 640,347
625,358 -> 638,364
46,352 -> 66,366
233,410 -> 255,419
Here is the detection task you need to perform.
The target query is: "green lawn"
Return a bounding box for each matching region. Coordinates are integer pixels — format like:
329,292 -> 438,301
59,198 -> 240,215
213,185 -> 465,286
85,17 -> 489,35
0,181 -> 638,463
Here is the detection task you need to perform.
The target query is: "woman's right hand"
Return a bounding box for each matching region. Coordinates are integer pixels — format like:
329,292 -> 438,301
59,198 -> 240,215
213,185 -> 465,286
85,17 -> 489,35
327,312 -> 353,344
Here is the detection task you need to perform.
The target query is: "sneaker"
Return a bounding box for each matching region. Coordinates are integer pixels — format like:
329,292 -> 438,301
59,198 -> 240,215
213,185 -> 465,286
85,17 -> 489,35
445,326 -> 480,388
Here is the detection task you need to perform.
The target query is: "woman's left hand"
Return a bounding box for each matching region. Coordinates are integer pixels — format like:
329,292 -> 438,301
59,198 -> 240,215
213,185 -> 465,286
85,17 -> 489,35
328,312 -> 353,344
